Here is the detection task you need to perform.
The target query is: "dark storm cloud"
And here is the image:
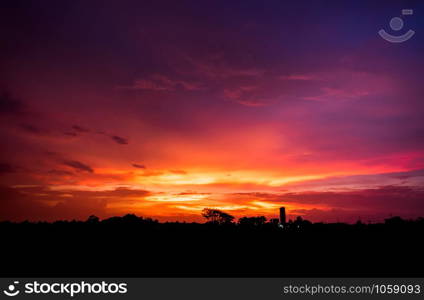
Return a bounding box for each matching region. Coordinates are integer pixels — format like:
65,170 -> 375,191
283,169 -> 424,190
389,169 -> 424,180
234,186 -> 423,211
19,123 -> 45,135
0,91 -> 24,116
0,185 -> 152,221
288,208 -> 377,223
63,131 -> 78,137
0,185 -> 107,222
72,125 -> 90,133
232,185 -> 424,222
63,160 -> 94,173
63,125 -> 128,145
69,125 -> 129,145
280,186 -> 424,216
0,163 -> 16,174
62,125 -> 90,137
132,163 -> 146,169
65,125 -> 129,146
110,135 -> 128,145
48,169 -> 74,176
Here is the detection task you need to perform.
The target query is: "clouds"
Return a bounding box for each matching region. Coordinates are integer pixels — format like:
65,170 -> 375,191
72,125 -> 90,133
132,164 -> 146,169
0,91 -> 25,116
63,160 -> 94,173
300,71 -> 395,102
19,123 -> 49,135
1,0 -> 424,223
0,185 -> 150,222
228,185 -> 424,222
0,163 -> 15,174
65,125 -> 129,145
110,135 -> 128,145
169,170 -> 187,175
283,168 -> 424,192
288,185 -> 424,222
121,74 -> 202,92
48,169 -> 74,176
223,86 -> 272,107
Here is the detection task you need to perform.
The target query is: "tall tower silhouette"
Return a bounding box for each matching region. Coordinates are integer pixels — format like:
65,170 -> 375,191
279,207 -> 286,224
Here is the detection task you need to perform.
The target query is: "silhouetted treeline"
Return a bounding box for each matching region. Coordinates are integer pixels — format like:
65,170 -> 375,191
2,214 -> 424,277
2,213 -> 423,231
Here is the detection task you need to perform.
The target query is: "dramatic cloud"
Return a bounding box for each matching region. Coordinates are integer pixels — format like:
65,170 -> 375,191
0,163 -> 15,174
110,135 -> 128,145
122,75 -> 201,92
229,185 -> 424,222
0,186 -> 105,221
0,91 -> 24,116
0,185 -> 151,221
48,169 -> 74,176
1,0 -> 424,222
65,125 -> 129,145
72,125 -> 90,133
19,123 -> 47,135
132,164 -> 146,169
283,169 -> 424,191
63,161 -> 94,173
169,170 -> 187,175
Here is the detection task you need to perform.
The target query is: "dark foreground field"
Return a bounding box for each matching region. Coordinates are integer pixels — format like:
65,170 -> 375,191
2,215 -> 423,277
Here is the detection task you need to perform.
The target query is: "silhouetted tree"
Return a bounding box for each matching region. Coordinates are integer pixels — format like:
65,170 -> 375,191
384,216 -> 404,226
86,215 -> 99,223
355,220 -> 364,227
292,216 -> 312,229
122,214 -> 142,223
238,216 -> 266,226
201,208 -> 234,224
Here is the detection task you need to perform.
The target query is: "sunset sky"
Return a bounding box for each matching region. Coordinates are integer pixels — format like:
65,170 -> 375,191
1,0 -> 424,222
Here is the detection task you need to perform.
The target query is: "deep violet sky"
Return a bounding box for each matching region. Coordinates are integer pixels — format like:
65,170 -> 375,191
1,0 -> 424,222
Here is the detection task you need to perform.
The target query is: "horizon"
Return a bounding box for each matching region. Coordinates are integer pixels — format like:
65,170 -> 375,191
2,210 -> 421,225
1,1 -> 424,223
